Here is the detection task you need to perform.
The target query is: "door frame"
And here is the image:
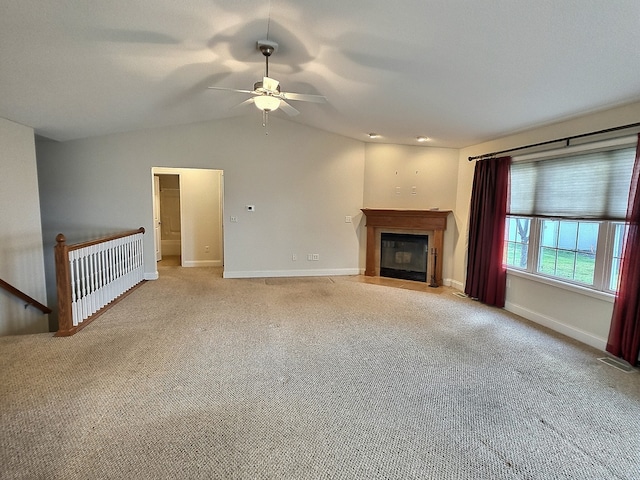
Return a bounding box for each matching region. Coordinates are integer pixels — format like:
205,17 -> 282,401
151,167 -> 224,273
153,174 -> 162,262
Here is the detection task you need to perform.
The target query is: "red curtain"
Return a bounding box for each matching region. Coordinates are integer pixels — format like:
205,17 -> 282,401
607,134 -> 640,366
465,156 -> 511,307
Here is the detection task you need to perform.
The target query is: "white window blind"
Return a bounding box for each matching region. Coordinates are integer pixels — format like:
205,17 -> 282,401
509,146 -> 636,220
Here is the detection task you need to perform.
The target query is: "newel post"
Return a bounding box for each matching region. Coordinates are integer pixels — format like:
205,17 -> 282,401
54,234 -> 73,336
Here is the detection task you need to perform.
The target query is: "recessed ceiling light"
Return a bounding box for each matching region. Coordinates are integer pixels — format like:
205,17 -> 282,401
368,133 -> 381,139
416,136 -> 430,142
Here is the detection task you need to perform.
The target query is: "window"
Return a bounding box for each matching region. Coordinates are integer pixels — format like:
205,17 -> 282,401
610,222 -> 626,291
538,219 -> 598,284
504,216 -> 623,293
505,141 -> 636,294
504,217 -> 530,269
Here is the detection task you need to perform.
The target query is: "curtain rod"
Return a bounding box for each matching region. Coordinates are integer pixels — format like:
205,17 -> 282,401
467,121 -> 640,161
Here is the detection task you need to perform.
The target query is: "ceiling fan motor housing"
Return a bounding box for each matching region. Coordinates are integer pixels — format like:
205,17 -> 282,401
257,40 -> 278,57
254,81 -> 281,94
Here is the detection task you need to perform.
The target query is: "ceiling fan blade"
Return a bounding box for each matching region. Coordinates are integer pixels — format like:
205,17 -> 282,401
281,92 -> 328,103
233,98 -> 255,109
207,86 -> 256,95
263,76 -> 280,92
278,100 -> 300,117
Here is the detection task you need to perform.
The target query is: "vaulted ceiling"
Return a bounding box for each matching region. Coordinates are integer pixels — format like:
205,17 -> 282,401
2,0 -> 640,147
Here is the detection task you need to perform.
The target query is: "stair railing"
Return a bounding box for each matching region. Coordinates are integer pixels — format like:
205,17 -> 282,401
0,278 -> 51,314
55,227 -> 145,336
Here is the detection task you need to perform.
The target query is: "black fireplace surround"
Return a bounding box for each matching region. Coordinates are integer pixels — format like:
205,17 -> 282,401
379,232 -> 428,282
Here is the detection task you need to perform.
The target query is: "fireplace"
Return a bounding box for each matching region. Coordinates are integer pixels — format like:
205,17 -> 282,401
380,233 -> 428,282
361,209 -> 451,286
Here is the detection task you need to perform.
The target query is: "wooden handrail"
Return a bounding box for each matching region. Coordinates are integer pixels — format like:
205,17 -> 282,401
0,278 -> 52,314
61,227 -> 145,252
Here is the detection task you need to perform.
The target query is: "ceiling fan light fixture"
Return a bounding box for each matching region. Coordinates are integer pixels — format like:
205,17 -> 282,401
416,136 -> 430,142
254,95 -> 281,112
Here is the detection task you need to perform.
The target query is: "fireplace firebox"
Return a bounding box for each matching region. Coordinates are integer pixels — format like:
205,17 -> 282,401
380,233 -> 428,282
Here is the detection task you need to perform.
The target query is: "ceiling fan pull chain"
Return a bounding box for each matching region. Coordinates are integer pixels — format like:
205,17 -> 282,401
263,110 -> 269,135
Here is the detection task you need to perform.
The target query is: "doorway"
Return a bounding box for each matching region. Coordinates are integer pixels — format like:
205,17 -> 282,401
156,174 -> 182,265
152,167 -> 224,274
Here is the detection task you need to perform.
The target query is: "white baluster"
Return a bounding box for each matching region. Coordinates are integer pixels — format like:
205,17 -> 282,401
70,251 -> 79,327
96,243 -> 103,310
88,246 -> 95,316
79,250 -> 88,323
91,245 -> 99,314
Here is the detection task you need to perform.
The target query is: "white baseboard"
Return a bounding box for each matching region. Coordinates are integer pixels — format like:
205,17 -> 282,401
223,268 -> 360,279
144,272 -> 159,280
182,260 -> 223,267
505,301 -> 607,351
445,278 -> 463,290
161,240 -> 181,256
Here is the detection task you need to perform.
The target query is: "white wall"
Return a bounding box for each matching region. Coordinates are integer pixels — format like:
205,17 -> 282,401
363,143 -> 460,283
453,100 -> 640,351
36,114 -> 365,309
0,117 -> 48,335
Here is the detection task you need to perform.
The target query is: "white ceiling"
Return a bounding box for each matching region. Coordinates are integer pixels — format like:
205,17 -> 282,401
2,0 -> 640,147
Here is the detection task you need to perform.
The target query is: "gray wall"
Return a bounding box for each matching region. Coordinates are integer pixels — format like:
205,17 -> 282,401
0,117 -> 48,334
36,114 -> 366,313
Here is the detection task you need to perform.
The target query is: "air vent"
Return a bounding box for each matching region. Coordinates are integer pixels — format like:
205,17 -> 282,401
597,357 -> 635,373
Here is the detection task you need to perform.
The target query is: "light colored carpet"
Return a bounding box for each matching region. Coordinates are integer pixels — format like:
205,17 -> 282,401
1,266 -> 639,479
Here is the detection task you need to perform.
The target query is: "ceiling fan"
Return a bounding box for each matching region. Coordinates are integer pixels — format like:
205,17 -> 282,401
208,40 -> 327,123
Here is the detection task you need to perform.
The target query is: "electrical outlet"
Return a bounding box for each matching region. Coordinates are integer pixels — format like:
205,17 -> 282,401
230,216 -> 238,223
345,215 -> 352,223
312,253 -> 320,261
204,245 -> 210,253
292,254 -> 297,261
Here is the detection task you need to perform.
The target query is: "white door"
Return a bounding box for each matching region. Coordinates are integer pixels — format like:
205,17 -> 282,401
153,175 -> 162,261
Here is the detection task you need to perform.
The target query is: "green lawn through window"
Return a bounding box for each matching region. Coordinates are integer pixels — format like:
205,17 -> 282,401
539,248 -> 595,284
505,244 -> 596,285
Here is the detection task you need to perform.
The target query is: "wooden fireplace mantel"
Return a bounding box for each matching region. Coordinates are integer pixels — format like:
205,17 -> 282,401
361,209 -> 451,285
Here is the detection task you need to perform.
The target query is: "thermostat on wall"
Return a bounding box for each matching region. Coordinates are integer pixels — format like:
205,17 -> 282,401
246,205 -> 255,212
